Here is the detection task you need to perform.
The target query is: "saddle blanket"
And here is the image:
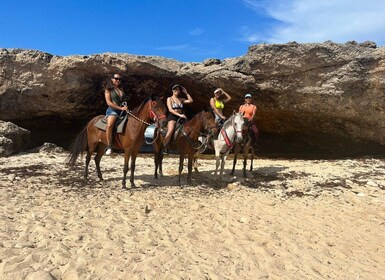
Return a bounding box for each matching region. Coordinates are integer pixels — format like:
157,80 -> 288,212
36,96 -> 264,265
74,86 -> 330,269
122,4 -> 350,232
94,115 -> 128,134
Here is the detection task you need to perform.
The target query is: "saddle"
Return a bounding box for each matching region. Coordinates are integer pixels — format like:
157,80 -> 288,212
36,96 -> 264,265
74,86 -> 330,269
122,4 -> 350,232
94,114 -> 129,134
160,119 -> 186,142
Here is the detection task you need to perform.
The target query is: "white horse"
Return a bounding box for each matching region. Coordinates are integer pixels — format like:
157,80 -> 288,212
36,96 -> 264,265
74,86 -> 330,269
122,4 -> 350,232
213,111 -> 245,180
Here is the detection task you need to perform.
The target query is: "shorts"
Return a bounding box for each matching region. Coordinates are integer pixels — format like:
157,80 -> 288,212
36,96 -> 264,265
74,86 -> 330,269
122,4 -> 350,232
214,113 -> 222,124
167,112 -> 181,122
106,107 -> 122,117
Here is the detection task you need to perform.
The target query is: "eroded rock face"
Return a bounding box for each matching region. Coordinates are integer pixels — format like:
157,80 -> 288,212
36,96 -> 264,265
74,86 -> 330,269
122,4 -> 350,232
0,121 -> 30,156
1,42 -> 385,156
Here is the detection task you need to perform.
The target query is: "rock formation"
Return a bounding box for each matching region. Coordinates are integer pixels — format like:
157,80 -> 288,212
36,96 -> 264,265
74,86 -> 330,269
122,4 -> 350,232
1,41 -> 385,157
0,121 -> 30,156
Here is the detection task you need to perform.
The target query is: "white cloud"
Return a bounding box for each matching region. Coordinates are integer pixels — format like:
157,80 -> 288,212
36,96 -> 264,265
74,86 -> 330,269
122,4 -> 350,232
155,43 -> 219,58
189,28 -> 204,36
241,0 -> 385,45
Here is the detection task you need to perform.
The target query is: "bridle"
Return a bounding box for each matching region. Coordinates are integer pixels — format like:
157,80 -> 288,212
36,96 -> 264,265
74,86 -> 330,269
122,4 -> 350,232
183,112 -> 217,151
231,115 -> 244,138
148,100 -> 167,128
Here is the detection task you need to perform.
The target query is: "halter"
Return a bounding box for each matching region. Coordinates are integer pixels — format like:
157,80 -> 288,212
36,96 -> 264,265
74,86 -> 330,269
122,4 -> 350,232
149,100 -> 166,128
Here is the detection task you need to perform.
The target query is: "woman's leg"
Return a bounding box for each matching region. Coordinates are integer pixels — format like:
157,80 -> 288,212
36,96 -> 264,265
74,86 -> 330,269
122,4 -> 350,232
250,122 -> 259,143
105,115 -> 117,154
163,120 -> 175,148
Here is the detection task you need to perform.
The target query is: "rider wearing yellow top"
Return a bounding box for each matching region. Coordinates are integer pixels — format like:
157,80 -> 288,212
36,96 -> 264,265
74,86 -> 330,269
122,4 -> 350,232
210,88 -> 231,125
239,93 -> 259,143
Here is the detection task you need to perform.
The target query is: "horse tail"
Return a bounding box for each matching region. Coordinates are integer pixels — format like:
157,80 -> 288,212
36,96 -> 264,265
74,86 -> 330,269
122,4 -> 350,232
66,126 -> 88,166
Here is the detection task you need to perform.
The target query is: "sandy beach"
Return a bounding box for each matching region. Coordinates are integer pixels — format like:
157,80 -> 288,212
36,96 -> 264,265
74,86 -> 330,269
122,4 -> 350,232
1,147 -> 385,279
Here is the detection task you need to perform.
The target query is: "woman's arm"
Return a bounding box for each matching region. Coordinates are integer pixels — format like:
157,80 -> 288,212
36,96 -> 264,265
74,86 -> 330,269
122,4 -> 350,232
181,87 -> 193,104
251,105 -> 257,119
220,89 -> 232,103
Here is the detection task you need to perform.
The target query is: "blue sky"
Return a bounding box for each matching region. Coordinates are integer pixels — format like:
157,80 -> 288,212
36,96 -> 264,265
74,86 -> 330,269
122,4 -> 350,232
1,0 -> 385,62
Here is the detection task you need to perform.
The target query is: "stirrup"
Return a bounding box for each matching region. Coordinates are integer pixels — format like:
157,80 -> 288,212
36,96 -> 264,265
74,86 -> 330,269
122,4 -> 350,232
162,145 -> 169,156
105,145 -> 112,156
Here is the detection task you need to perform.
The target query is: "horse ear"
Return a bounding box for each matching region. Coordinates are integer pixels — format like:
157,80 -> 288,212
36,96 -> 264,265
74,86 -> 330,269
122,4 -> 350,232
233,110 -> 237,115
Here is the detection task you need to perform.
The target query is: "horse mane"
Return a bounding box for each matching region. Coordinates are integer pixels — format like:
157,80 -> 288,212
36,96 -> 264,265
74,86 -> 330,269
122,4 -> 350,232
222,114 -> 235,130
181,111 -> 201,128
131,97 -> 151,114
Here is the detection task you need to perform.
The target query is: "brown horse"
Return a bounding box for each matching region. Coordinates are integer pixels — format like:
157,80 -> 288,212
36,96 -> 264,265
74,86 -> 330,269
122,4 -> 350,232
230,122 -> 257,177
67,96 -> 167,189
153,110 -> 217,185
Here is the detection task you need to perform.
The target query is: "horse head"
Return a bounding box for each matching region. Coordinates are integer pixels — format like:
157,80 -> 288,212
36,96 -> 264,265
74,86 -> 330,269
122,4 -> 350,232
148,97 -> 167,129
232,111 -> 245,144
202,111 -> 218,137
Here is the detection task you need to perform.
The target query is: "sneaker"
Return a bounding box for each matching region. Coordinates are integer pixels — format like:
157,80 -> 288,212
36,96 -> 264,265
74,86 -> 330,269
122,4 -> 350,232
105,146 -> 112,156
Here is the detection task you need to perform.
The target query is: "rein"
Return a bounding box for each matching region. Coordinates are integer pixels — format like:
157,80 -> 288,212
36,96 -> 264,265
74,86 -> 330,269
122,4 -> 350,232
220,116 -> 243,149
179,113 -> 217,150
126,100 -> 166,126
126,110 -> 153,126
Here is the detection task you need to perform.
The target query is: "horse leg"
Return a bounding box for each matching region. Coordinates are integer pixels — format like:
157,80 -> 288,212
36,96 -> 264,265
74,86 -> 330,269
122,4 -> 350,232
159,153 -> 164,177
94,144 -> 105,181
214,140 -> 221,180
215,156 -> 220,180
154,148 -> 160,179
242,146 -> 248,177
193,155 -> 199,173
250,146 -> 254,171
85,142 -> 98,180
178,153 -> 185,186
129,153 -> 138,188
187,153 -> 194,183
220,152 -> 229,178
153,140 -> 163,179
160,153 -> 164,176
122,150 -> 131,189
85,151 -> 92,180
230,144 -> 239,176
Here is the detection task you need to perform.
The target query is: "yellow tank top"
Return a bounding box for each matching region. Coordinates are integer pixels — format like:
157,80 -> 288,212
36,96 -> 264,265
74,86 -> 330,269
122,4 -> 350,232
215,99 -> 224,109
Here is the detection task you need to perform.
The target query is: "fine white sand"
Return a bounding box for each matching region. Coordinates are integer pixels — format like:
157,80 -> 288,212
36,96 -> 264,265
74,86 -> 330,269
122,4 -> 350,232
0,148 -> 385,279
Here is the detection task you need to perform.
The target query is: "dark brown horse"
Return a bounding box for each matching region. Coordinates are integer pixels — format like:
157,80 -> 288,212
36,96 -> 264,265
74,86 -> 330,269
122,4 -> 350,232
153,111 -> 217,185
67,96 -> 167,189
230,122 -> 257,177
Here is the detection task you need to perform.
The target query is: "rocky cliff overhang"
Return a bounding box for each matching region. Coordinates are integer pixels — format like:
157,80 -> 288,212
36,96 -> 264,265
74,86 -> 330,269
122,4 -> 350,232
1,41 -> 385,157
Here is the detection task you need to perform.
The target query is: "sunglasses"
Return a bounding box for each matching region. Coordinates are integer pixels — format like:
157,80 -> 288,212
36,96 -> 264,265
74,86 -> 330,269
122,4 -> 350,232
113,77 -> 122,81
